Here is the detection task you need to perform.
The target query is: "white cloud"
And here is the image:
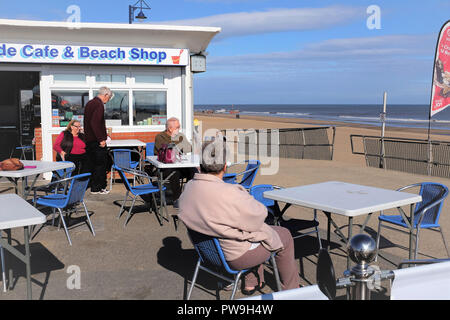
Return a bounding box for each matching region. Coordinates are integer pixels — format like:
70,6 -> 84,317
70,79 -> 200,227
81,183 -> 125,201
207,34 -> 436,71
154,6 -> 363,39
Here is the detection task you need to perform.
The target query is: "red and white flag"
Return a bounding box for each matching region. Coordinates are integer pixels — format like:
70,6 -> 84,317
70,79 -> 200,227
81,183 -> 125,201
430,20 -> 450,117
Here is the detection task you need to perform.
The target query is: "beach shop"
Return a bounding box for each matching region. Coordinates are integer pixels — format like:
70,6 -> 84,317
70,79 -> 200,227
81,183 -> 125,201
0,19 -> 220,165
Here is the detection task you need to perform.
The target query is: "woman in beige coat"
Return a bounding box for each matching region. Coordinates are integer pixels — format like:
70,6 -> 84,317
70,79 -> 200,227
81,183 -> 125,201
179,138 -> 300,294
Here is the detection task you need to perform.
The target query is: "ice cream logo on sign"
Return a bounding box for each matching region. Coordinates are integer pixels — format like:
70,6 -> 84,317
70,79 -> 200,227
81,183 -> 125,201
171,49 -> 184,65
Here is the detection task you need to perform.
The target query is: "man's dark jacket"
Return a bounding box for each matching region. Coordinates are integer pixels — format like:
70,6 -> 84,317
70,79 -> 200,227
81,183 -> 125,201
84,97 -> 107,143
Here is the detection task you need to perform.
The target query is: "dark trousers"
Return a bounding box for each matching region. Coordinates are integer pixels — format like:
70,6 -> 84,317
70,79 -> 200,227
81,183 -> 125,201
65,153 -> 88,176
163,168 -> 197,201
86,141 -> 108,192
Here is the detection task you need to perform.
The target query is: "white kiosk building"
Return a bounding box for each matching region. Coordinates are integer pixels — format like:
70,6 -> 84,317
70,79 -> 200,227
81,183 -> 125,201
0,19 -> 220,162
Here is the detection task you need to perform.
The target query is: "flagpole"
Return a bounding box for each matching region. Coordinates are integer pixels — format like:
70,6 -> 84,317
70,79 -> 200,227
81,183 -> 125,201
379,92 -> 387,169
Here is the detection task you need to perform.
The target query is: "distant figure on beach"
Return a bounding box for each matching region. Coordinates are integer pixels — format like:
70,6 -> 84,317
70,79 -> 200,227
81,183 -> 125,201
84,86 -> 113,195
53,119 -> 87,175
179,138 -> 300,294
153,117 -> 197,208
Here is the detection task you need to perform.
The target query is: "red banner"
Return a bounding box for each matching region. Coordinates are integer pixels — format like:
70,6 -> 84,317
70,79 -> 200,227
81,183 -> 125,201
431,21 -> 450,117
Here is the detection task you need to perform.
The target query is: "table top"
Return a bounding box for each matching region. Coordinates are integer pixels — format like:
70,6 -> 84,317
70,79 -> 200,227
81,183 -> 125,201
146,154 -> 200,169
0,194 -> 46,229
107,139 -> 147,148
263,181 -> 422,217
0,160 -> 75,178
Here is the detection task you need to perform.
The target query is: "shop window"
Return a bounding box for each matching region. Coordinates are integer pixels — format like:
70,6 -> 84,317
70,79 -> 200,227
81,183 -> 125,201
94,90 -> 129,126
133,91 -> 166,126
51,91 -> 89,127
95,74 -> 126,83
53,74 -> 87,83
134,75 -> 164,84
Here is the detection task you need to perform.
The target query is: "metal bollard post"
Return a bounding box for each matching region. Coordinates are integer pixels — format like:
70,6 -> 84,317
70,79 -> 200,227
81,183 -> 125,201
345,234 -> 377,300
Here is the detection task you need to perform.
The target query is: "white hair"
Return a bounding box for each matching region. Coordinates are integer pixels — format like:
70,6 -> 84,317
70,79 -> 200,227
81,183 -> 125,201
166,117 -> 180,130
97,86 -> 112,97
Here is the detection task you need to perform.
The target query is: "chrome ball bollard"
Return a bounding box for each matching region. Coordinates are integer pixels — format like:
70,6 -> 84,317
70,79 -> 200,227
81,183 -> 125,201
347,233 -> 377,265
346,234 -> 377,300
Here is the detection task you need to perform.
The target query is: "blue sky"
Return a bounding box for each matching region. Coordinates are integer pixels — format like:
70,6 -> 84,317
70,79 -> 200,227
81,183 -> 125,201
1,0 -> 449,105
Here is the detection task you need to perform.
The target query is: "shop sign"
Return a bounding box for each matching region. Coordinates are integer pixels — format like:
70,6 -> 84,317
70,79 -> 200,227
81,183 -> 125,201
0,43 -> 189,66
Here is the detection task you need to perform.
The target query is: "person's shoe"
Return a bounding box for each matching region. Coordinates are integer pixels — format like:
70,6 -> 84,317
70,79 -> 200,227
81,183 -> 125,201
241,282 -> 265,296
173,199 -> 179,209
90,190 -> 102,195
100,188 -> 110,194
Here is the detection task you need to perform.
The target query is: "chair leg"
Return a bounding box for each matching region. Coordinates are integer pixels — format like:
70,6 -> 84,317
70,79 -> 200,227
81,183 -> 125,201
151,193 -> 163,226
187,259 -> 201,300
52,208 -> 56,226
270,253 -> 282,292
414,228 -> 420,260
438,227 -> 450,258
82,201 -> 95,236
57,208 -> 72,246
0,244 -> 6,293
110,166 -> 114,191
123,196 -> 137,227
375,220 -> 382,262
118,191 -> 129,219
230,271 -> 244,300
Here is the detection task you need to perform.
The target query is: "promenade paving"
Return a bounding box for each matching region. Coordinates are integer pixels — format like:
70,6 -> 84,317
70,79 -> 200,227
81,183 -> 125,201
1,158 -> 449,300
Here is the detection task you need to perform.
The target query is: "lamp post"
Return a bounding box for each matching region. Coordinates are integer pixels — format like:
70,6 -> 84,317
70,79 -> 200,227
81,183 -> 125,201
129,0 -> 151,24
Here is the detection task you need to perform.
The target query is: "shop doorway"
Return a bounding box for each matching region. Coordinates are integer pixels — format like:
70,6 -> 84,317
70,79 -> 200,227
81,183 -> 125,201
0,71 -> 40,161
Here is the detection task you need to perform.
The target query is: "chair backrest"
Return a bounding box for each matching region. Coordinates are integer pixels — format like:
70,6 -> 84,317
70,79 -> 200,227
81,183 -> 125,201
240,160 -> 260,189
114,165 -> 133,192
53,161 -> 75,180
186,228 -> 240,275
414,182 -> 449,225
146,142 -> 155,156
66,173 -> 91,206
112,149 -> 133,169
249,184 -> 275,207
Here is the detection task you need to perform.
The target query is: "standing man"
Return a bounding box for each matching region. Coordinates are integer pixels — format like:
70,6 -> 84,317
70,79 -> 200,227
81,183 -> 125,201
84,86 -> 113,195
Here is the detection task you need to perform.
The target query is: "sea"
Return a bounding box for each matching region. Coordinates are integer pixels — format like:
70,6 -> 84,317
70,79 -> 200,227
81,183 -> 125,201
195,104 -> 450,132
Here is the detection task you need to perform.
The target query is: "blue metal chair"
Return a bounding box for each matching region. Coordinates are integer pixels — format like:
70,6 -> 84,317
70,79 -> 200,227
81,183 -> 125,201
250,184 -> 322,249
32,161 -> 75,198
146,142 -> 155,157
115,165 -> 167,227
110,149 -> 141,190
16,145 -> 35,160
186,227 -> 281,300
223,160 -> 260,190
376,182 -> 450,260
34,173 -> 95,246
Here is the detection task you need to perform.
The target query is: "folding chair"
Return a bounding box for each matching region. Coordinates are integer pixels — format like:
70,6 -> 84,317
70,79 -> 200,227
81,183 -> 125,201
223,160 -> 260,190
376,182 -> 450,260
186,227 -> 281,300
34,173 -> 95,246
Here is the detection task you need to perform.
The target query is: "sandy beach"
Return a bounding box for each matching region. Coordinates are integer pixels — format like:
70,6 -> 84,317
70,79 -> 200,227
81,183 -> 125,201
195,113 -> 450,166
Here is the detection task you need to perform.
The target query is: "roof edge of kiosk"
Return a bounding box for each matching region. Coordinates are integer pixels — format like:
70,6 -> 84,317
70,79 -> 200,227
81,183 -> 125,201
0,19 -> 221,54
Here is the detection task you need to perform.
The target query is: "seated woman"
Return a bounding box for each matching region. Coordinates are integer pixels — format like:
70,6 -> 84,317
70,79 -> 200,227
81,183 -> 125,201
53,119 -> 87,175
179,138 -> 300,294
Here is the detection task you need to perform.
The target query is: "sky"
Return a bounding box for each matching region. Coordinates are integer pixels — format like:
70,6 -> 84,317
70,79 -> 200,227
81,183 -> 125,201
0,0 -> 449,105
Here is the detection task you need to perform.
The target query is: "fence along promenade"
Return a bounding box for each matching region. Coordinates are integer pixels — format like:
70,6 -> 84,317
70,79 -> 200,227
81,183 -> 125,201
351,135 -> 450,179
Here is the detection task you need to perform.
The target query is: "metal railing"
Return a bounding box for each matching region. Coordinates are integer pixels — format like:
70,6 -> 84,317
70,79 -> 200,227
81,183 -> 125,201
223,127 -> 336,160
350,134 -> 450,179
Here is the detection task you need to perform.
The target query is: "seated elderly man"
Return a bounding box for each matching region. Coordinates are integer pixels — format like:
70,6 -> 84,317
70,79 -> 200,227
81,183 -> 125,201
153,117 -> 197,208
179,138 -> 300,294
